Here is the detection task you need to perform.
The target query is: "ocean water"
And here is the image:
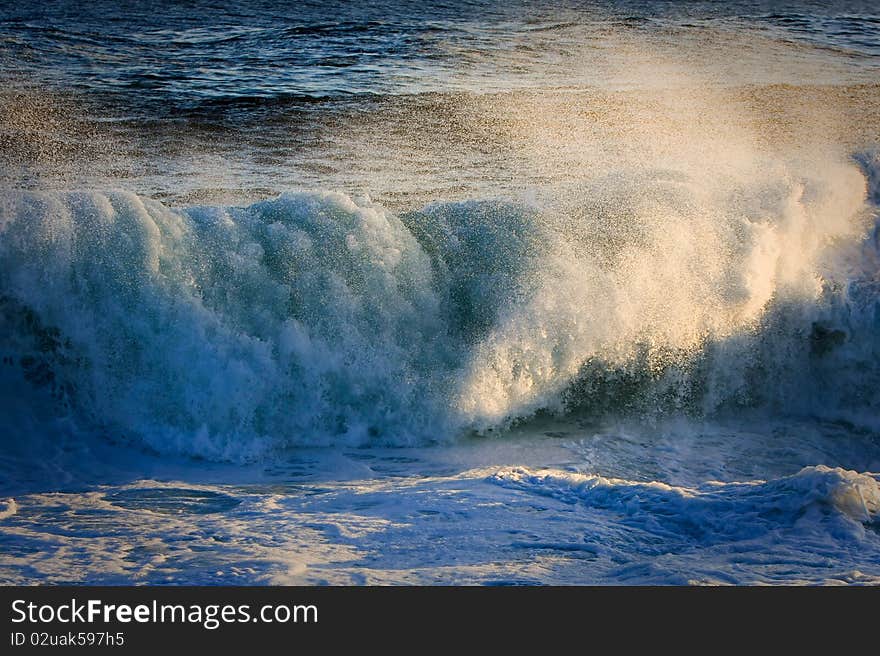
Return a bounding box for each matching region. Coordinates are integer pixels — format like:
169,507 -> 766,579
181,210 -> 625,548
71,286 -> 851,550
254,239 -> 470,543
1,0 -> 879,584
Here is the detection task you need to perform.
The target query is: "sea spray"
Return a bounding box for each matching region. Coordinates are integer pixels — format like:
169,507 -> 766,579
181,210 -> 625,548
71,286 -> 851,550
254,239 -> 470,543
0,150 -> 877,460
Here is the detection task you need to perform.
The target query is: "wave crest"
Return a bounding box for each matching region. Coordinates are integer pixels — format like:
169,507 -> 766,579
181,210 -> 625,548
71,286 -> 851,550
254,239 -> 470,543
0,151 -> 878,459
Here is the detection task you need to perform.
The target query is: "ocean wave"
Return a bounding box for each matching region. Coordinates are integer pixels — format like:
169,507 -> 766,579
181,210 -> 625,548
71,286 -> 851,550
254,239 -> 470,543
0,150 -> 878,460
488,464 -> 880,544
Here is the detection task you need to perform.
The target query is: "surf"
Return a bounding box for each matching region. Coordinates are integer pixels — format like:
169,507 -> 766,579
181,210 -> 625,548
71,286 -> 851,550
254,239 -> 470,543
0,148 -> 877,461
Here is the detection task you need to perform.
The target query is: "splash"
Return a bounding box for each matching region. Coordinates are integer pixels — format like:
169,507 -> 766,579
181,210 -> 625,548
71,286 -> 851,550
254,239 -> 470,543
0,151 -> 877,460
1,40 -> 879,460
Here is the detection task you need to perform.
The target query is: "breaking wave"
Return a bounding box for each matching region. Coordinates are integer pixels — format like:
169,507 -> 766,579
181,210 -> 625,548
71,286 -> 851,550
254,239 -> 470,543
0,150 -> 878,460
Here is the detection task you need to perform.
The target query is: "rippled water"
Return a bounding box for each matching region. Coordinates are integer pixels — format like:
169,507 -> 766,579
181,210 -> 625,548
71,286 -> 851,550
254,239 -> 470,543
2,1 -> 879,103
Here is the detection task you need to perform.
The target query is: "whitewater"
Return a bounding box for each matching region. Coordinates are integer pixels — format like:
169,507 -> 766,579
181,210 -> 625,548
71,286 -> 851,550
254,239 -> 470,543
1,0 -> 879,584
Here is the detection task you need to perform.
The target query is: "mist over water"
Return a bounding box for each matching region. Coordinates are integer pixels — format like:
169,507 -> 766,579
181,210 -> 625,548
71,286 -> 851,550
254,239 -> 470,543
0,0 -> 879,585
3,54 -> 878,458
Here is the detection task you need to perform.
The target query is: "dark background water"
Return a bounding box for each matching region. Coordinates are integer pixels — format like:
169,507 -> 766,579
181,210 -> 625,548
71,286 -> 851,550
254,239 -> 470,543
1,1 -> 879,207
1,0 -> 878,108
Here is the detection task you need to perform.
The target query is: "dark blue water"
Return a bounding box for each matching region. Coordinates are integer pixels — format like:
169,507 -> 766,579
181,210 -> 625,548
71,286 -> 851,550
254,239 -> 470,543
1,0 -> 878,109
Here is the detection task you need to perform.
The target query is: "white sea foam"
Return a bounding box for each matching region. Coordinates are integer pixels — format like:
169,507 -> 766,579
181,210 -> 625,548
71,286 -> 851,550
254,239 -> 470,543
489,464 -> 880,541
1,434 -> 877,585
0,498 -> 17,520
0,147 -> 878,459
